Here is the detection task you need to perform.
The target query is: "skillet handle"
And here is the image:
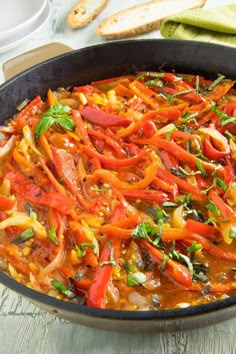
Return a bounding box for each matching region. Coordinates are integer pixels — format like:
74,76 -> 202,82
3,42 -> 73,81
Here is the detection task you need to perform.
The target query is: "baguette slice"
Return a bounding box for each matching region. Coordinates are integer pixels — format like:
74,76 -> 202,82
67,0 -> 110,29
96,0 -> 206,39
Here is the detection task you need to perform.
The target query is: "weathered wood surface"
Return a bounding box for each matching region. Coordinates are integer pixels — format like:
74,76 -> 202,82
1,0 -> 236,353
0,283 -> 236,354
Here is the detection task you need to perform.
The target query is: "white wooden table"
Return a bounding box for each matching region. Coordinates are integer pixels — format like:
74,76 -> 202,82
0,1 -> 236,353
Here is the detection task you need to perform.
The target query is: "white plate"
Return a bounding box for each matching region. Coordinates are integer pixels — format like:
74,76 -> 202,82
0,0 -> 47,41
0,2 -> 51,54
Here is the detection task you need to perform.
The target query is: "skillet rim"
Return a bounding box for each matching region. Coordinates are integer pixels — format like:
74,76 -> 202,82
0,38 -> 236,323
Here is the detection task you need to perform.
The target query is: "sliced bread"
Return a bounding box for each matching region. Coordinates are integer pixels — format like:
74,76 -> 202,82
96,0 -> 206,39
67,0 -> 110,29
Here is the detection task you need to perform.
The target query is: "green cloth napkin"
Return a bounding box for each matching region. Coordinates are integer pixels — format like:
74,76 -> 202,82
160,4 -> 236,47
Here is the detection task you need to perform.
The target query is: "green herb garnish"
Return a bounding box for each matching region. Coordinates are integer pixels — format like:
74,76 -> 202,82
76,242 -> 97,258
144,80 -> 164,87
169,250 -> 194,275
136,72 -> 166,80
200,285 -> 212,297
201,177 -> 227,194
127,272 -> 147,287
124,262 -> 135,273
207,75 -> 225,92
51,279 -> 75,298
35,104 -> 75,137
11,227 -> 34,245
206,200 -> 221,216
24,203 -> 37,221
187,241 -> 203,253
99,241 -> 116,266
211,104 -> 236,126
196,159 -> 208,178
49,225 -> 58,246
229,227 -> 236,240
159,253 -> 169,271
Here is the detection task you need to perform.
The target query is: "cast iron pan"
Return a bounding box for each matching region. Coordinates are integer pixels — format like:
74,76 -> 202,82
0,39 -> 236,333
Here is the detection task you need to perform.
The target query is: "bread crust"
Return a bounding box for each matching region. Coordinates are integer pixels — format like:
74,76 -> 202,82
67,0 -> 110,29
96,0 -> 206,39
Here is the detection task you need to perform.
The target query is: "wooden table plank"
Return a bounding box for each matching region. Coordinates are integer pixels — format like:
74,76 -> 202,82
1,284 -> 236,354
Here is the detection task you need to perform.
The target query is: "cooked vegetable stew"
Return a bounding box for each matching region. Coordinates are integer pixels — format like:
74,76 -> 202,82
0,71 -> 236,310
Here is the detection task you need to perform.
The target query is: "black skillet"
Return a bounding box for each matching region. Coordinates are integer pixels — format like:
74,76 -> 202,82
0,39 -> 236,332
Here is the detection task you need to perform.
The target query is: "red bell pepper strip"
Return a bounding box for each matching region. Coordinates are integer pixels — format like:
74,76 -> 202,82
116,111 -> 157,139
73,225 -> 98,268
5,170 -> 76,214
87,128 -> 127,158
203,132 -> 230,160
183,234 -> 236,261
100,213 -> 148,238
191,281 -> 236,293
51,146 -> 91,209
39,157 -> 66,195
141,240 -> 192,287
152,177 -> 178,199
184,219 -> 217,238
195,174 -> 210,189
223,159 -> 235,185
209,190 -> 236,220
117,105 -> 185,140
164,72 -> 205,104
129,80 -> 160,110
94,156 -> 158,190
152,138 -> 222,175
99,226 -> 132,239
73,85 -> 102,94
203,81 -> 235,101
13,96 -> 44,131
170,131 -> 203,149
87,238 -> 121,308
114,83 -> 134,99
141,121 -> 157,138
156,105 -> 186,120
71,109 -> 92,145
121,189 -> 168,204
0,195 -> 15,210
102,214 -> 145,229
81,106 -> 132,127
160,150 -> 179,170
221,102 -> 236,116
198,111 -> 218,127
13,149 -> 49,188
82,145 -> 146,168
156,167 -> 205,200
160,227 -> 194,241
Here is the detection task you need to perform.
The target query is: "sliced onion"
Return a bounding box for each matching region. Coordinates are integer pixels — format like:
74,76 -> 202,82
230,139 -> 236,158
81,219 -> 99,258
225,183 -> 236,206
143,278 -> 161,290
0,213 -> 46,239
0,135 -> 15,158
107,282 -> 120,303
16,99 -> 30,111
156,123 -> 176,136
40,242 -> 65,277
199,127 -> 230,154
172,205 -> 186,229
23,125 -> 42,156
128,291 -> 151,310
